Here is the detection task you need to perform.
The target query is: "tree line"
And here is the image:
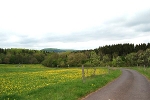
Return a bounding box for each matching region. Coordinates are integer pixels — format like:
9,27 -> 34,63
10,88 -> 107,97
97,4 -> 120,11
0,43 -> 150,67
0,48 -> 48,64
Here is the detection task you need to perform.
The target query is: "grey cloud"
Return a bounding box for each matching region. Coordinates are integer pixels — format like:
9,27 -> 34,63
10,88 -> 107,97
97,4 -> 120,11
133,24 -> 150,32
0,31 -> 40,48
44,26 -> 137,43
0,34 -> 8,41
104,16 -> 127,25
126,10 -> 150,27
54,20 -> 139,42
104,9 -> 150,33
0,30 -> 11,41
20,37 -> 40,44
1,8 -> 150,50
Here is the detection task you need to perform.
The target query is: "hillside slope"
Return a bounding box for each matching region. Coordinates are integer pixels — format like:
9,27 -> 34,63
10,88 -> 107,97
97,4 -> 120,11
42,48 -> 77,52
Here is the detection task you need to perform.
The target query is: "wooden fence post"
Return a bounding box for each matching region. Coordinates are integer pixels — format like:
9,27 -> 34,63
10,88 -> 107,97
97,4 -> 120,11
87,68 -> 88,77
93,67 -> 96,76
82,65 -> 85,83
108,65 -> 110,74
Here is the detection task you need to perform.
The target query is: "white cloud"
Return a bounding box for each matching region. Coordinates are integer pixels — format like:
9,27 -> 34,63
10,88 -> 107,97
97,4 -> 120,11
0,0 -> 150,50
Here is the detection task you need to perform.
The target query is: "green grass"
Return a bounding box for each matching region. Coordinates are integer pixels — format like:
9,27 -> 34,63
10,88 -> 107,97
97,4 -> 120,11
0,64 -> 49,73
0,64 -> 121,100
132,67 -> 150,79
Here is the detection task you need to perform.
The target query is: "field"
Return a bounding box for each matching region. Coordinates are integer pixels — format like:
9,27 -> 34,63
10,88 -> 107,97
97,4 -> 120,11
0,64 -> 121,100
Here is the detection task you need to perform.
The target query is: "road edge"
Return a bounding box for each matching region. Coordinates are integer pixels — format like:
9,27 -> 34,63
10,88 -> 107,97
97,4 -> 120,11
79,68 -> 122,100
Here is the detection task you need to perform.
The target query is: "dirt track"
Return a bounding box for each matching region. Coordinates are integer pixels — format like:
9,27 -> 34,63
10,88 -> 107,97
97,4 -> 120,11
82,69 -> 150,100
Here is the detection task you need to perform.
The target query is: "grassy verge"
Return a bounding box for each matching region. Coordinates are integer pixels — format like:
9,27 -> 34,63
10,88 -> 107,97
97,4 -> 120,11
132,67 -> 150,79
0,65 -> 121,100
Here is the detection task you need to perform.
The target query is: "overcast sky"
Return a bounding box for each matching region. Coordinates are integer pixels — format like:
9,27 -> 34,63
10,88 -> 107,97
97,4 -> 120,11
0,0 -> 150,50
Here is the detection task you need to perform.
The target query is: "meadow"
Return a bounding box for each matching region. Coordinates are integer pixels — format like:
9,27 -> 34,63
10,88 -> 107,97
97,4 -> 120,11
0,64 -> 121,100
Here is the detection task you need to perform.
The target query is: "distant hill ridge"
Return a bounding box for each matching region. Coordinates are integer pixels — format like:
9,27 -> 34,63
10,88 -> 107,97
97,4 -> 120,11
42,48 -> 78,52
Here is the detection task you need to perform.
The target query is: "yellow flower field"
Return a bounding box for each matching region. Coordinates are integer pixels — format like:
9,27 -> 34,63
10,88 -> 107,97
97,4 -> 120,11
0,65 -> 108,98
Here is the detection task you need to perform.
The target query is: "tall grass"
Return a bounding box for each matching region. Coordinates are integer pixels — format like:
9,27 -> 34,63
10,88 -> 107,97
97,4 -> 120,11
133,67 -> 150,79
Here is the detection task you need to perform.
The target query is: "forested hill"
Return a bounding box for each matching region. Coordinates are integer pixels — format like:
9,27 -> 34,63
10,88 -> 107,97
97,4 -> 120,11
94,43 -> 150,56
0,43 -> 150,67
42,48 -> 77,53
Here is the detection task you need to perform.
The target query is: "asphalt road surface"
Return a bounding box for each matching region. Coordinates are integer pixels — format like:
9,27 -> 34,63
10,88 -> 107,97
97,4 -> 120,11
82,69 -> 150,100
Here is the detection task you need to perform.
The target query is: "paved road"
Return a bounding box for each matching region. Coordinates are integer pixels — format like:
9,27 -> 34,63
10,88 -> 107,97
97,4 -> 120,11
82,69 -> 150,100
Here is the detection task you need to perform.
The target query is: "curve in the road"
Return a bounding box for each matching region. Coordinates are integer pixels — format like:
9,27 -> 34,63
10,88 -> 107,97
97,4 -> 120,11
82,69 -> 150,100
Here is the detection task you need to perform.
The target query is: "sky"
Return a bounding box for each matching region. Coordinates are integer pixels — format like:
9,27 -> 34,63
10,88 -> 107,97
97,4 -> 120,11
0,0 -> 150,50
